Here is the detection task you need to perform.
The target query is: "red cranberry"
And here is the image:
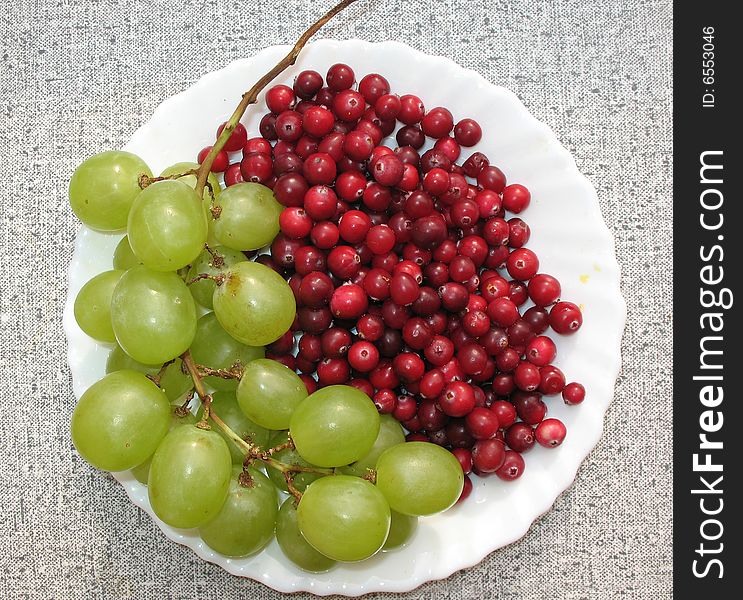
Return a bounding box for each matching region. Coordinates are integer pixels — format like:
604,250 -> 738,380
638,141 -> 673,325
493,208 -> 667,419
299,374 -> 318,395
451,448 -> 473,474
457,343 -> 488,376
502,183 -> 531,213
440,381 -> 476,417
420,148 -> 452,173
373,388 -> 397,414
549,301 -> 583,334
472,438 -> 506,473
392,352 -> 425,383
298,333 -> 322,362
396,124 -> 426,149
297,271 -> 334,308
507,218 -> 531,247
337,209 -> 371,243
483,217 -> 510,246
560,382 -> 585,406
490,401 -> 516,430
392,393 -> 417,422
513,391 -> 547,425
279,207 -> 312,239
356,313 -> 385,342
453,118 -> 482,146
243,137 -> 272,156
332,89 -> 366,122
302,105 -> 334,138
224,163 -> 243,187
456,475 -> 473,503
259,113 -> 278,140
265,85 -> 295,114
492,373 -> 515,397
505,423 -> 536,453
320,327 -> 352,358
421,107 -> 454,138
418,368 -> 444,400
438,282 -> 468,312
465,407 -> 500,440
523,306 -> 550,334
363,268 -> 391,300
375,94 -> 401,120
317,357 -> 350,385
528,274 -> 561,306
477,165 -> 506,193
293,70 -> 323,99
381,300 -> 410,329
197,146 -> 229,172
327,246 -> 361,280
462,152 -> 490,177
526,336 -> 557,367
433,137 -> 461,162
372,251 -> 399,273
495,451 -> 525,481
398,94 -> 425,125
535,418 -> 567,448
487,297 -> 519,327
326,63 -> 355,91
216,121 -> 248,152
348,341 -> 381,372
297,306 -> 333,335
310,221 -> 340,249
462,310 -> 490,338
514,361 -> 541,392
458,235 -> 489,267
506,248 -> 539,281
395,145 -> 421,166
275,110 -> 304,142
303,153 -> 337,185
389,272 -> 420,306
495,347 -> 520,373
424,335 -> 454,367
371,154 -> 404,187
273,152 -> 303,176
422,168 -> 450,196
417,399 -> 448,431
273,173 -> 309,207
538,365 -> 566,395
365,224 -> 396,255
330,284 -> 368,319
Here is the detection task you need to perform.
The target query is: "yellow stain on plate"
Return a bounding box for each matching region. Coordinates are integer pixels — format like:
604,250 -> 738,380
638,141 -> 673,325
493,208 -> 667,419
579,274 -> 590,284
593,263 -> 601,272
579,303 -> 586,311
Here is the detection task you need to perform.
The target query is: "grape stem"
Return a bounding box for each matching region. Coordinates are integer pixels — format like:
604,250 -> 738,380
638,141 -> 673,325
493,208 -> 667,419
147,359 -> 175,387
192,0 -> 360,197
180,350 -> 334,492
204,244 -> 225,268
138,170 -> 217,200
195,364 -> 243,380
186,273 -> 224,286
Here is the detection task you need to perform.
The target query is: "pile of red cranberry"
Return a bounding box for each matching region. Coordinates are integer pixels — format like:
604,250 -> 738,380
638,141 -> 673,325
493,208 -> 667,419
197,63 -> 586,502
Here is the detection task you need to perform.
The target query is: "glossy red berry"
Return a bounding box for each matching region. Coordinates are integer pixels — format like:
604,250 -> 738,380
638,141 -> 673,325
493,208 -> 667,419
562,381 -> 586,405
440,381 -> 476,417
216,121 -> 248,152
549,301 -> 583,334
495,451 -> 525,480
453,118 -> 482,146
535,418 -> 567,448
330,284 -> 368,320
472,438 -> 506,473
502,183 -> 531,213
505,423 -> 536,453
197,146 -> 229,172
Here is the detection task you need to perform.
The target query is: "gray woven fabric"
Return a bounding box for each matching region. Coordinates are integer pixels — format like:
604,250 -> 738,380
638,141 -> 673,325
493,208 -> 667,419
0,0 -> 672,598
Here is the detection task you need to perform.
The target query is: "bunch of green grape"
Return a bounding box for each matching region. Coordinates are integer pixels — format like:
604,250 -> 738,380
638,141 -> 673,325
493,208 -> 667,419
68,150 -> 464,570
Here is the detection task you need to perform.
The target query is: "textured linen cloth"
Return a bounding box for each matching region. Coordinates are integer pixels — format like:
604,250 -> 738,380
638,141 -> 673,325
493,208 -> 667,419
0,0 -> 672,598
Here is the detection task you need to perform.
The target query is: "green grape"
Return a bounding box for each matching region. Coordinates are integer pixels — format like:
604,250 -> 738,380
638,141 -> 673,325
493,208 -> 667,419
127,180 -> 207,272
297,475 -> 390,562
213,182 -> 282,251
339,414 -> 405,477
198,467 -> 278,557
148,425 -> 232,529
237,358 -> 306,430
265,431 -> 322,493
69,150 -> 152,232
212,261 -> 295,346
290,385 -> 380,468
196,391 -> 270,464
110,266 -> 197,365
131,405 -> 197,484
71,370 -> 170,471
382,510 -> 418,551
112,236 -> 142,270
375,442 -> 464,517
73,270 -> 124,343
276,497 -> 336,573
159,162 -> 221,203
105,346 -> 192,402
186,246 -> 246,309
190,312 -> 264,391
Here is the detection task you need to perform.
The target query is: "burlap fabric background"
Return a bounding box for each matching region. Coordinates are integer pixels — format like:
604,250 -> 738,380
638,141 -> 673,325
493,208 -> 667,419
0,0 -> 672,598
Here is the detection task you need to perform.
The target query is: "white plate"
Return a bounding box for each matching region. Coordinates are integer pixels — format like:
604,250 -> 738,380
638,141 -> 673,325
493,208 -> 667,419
63,39 -> 626,596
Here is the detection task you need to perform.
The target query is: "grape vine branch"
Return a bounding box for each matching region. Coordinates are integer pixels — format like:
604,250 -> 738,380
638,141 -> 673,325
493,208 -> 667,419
193,0 -> 359,197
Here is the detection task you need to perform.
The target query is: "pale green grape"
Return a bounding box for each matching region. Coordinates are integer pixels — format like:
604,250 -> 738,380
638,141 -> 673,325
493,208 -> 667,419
375,442 -> 464,517
276,497 -> 336,573
339,414 -> 405,477
159,162 -> 221,202
237,358 -> 306,430
110,266 -> 197,365
297,476 -> 390,562
213,182 -> 282,251
198,467 -> 278,557
69,151 -> 152,232
131,406 -> 197,484
382,510 -> 418,551
127,180 -> 207,272
190,312 -> 264,391
148,425 -> 232,528
112,236 -> 142,270
105,346 -> 192,402
196,391 -> 270,464
71,370 -> 170,471
290,385 -> 380,468
186,246 -> 246,309
265,431 -> 322,493
73,270 -> 124,343
212,261 -> 295,346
